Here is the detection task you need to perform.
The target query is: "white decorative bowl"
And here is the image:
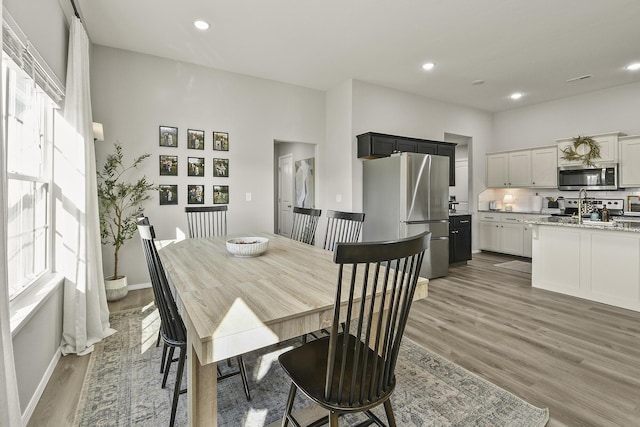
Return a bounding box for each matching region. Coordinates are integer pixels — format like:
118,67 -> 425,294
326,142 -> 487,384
226,237 -> 270,257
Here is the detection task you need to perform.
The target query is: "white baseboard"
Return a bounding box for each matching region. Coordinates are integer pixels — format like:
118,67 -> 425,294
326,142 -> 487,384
128,281 -> 151,291
22,347 -> 62,426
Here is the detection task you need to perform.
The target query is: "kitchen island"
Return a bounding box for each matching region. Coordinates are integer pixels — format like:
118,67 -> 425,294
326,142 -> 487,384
526,218 -> 640,312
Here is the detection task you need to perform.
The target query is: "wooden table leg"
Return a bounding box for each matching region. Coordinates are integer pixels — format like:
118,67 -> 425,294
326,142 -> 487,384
188,338 -> 217,426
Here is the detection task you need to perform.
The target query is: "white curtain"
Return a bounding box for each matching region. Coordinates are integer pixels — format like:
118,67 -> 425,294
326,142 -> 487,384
0,3 -> 23,424
60,17 -> 114,356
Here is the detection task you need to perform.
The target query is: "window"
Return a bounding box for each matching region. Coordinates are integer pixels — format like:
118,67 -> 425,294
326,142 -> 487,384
3,53 -> 56,300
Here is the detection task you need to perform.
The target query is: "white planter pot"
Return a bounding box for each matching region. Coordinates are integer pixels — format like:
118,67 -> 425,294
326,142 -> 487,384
105,275 -> 128,301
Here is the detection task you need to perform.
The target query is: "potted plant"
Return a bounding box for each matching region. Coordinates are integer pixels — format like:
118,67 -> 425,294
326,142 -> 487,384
97,142 -> 155,301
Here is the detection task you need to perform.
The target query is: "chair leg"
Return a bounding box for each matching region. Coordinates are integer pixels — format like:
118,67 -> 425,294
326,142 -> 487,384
162,346 -> 176,389
156,330 -> 161,347
383,399 -> 397,427
160,343 -> 168,373
238,355 -> 251,401
329,411 -> 339,427
282,383 -> 297,427
169,347 -> 187,427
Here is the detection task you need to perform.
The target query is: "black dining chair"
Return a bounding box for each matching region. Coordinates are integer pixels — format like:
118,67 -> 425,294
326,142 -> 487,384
185,205 -> 227,238
291,207 -> 322,245
278,231 -> 430,427
138,223 -> 252,427
322,210 -> 366,251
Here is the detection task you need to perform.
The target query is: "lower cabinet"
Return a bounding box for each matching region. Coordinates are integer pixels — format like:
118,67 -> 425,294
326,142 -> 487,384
449,215 -> 472,263
479,212 -> 546,257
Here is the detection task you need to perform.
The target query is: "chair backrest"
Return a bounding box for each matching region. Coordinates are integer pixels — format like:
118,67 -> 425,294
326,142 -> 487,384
290,207 -> 322,245
185,205 -> 228,238
324,231 -> 430,405
138,223 -> 187,345
322,210 -> 366,251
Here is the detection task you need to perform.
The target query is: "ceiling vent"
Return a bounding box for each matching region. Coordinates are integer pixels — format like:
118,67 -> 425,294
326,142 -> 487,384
566,74 -> 591,83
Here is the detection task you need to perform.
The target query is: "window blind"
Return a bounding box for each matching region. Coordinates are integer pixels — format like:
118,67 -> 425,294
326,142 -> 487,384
2,15 -> 65,106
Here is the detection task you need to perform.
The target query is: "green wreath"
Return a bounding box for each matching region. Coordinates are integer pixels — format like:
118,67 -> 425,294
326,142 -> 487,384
560,136 -> 601,167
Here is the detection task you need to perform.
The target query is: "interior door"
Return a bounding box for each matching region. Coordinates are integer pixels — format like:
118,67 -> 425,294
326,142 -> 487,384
278,154 -> 294,236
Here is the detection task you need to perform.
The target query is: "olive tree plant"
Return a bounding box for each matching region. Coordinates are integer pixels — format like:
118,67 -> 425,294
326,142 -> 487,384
97,142 -> 155,279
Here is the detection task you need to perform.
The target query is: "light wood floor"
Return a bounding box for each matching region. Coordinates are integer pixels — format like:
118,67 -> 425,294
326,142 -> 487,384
28,252 -> 640,426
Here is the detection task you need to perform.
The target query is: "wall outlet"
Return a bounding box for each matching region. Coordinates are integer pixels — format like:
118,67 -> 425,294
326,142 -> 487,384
245,192 -> 252,201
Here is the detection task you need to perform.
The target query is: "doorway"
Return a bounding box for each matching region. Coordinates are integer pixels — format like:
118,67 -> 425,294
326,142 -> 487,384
274,141 -> 318,236
444,133 -> 472,213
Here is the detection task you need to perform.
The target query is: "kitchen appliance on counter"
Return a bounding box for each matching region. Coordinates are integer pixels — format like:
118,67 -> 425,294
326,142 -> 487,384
562,198 -> 625,218
363,152 -> 449,279
558,164 -> 618,190
488,200 -> 497,211
449,195 -> 459,213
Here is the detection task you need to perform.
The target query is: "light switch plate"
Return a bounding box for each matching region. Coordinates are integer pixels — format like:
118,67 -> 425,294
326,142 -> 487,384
245,192 -> 252,201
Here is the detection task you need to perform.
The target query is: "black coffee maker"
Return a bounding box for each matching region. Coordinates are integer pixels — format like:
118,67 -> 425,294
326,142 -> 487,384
449,196 -> 459,213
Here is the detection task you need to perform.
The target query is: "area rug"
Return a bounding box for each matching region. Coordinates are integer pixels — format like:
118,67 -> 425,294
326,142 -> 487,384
74,305 -> 549,427
493,260 -> 532,274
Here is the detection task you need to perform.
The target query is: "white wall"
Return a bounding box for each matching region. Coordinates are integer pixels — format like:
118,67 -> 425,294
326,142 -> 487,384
90,45 -> 326,285
493,81 -> 640,151
350,80 -> 493,250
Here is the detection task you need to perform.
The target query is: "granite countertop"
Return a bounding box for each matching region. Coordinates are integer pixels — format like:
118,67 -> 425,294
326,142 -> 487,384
524,218 -> 640,233
449,211 -> 472,217
478,210 -> 547,215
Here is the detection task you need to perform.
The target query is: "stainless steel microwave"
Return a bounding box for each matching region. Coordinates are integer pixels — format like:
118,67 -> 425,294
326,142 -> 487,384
558,164 -> 618,190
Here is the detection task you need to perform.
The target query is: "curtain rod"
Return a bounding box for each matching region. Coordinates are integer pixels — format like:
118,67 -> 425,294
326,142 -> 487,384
69,0 -> 80,19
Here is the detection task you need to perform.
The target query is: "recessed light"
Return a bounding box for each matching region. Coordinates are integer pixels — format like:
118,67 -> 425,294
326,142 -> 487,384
509,92 -> 523,100
626,62 -> 640,71
194,20 -> 210,30
422,62 -> 435,71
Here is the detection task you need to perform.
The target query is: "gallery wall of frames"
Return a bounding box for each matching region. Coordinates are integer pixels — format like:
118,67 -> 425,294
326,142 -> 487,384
158,125 -> 230,206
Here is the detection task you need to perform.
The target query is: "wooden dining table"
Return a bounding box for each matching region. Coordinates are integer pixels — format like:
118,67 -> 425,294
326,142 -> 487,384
158,232 -> 429,426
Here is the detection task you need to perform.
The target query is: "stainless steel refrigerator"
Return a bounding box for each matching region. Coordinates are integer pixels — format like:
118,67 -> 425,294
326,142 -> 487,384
362,152 -> 449,279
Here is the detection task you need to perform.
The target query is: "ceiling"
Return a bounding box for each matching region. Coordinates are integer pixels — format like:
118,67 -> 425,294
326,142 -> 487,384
76,0 -> 640,113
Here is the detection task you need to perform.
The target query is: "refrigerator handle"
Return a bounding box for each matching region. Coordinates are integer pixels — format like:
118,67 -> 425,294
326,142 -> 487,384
427,155 -> 432,218
407,154 -> 430,220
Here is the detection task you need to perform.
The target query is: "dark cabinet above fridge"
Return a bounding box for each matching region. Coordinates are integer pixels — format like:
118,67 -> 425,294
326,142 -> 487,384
357,132 -> 456,186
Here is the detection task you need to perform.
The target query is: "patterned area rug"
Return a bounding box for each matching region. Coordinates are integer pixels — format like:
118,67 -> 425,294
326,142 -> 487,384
494,260 -> 532,274
75,305 -> 549,427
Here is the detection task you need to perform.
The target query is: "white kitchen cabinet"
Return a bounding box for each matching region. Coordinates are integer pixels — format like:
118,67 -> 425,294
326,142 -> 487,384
530,146 -> 557,188
486,153 -> 508,188
487,147 -> 557,189
507,151 -> 531,187
501,223 -> 525,255
479,213 -> 546,257
532,224 -> 640,313
557,132 -> 625,167
619,135 -> 640,188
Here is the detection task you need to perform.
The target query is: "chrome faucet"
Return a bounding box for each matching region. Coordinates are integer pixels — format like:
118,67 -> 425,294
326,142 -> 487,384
578,188 -> 588,224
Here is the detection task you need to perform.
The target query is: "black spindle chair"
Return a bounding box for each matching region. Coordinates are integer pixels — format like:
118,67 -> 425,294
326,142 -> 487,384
138,223 -> 252,427
290,207 -> 322,245
185,205 -> 227,238
278,231 -> 430,427
322,210 -> 366,251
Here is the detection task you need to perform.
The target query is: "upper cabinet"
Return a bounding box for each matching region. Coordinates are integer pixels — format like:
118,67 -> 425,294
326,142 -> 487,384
620,135 -> 640,188
486,146 -> 557,189
557,132 -> 625,167
357,132 -> 456,185
530,147 -> 558,188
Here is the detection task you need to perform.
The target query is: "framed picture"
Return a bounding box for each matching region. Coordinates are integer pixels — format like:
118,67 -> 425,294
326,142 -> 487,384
159,185 -> 178,205
213,158 -> 229,177
188,185 -> 205,204
159,155 -> 178,176
159,126 -> 178,147
187,129 -> 205,150
213,185 -> 229,204
213,132 -> 229,151
188,157 -> 205,177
